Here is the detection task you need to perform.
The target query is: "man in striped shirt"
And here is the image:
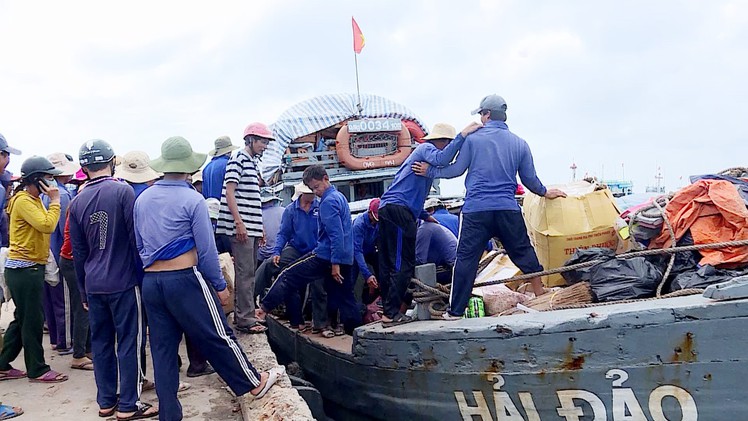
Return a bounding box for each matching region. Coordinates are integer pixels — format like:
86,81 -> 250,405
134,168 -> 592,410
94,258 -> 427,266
215,123 -> 274,334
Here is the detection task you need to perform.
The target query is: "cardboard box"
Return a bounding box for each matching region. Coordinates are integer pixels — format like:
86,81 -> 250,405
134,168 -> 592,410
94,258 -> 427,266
523,182 -> 621,287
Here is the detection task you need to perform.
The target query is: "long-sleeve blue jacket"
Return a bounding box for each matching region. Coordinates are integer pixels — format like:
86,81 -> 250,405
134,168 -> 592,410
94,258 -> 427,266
272,198 -> 319,256
352,212 -> 378,279
428,121 -> 546,213
380,133 -> 467,219
314,185 -> 353,265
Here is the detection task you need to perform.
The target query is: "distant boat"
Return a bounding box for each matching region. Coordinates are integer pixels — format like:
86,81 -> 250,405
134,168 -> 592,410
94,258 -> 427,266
646,167 -> 666,193
601,179 -> 633,197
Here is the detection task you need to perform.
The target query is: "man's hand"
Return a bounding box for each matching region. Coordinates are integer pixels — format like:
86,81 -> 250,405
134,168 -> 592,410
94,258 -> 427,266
366,275 -> 378,289
82,302 -> 89,311
411,161 -> 430,176
258,231 -> 266,248
272,255 -> 281,267
544,188 -> 567,200
235,221 -> 248,243
331,264 -> 344,284
461,121 -> 483,137
217,288 -> 230,306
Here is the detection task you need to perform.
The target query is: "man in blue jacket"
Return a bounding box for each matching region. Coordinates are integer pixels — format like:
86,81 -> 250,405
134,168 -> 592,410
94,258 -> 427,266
352,198 -> 380,305
412,95 -> 567,319
378,122 -> 480,327
201,136 -> 238,200
68,140 -> 157,419
258,165 -> 361,334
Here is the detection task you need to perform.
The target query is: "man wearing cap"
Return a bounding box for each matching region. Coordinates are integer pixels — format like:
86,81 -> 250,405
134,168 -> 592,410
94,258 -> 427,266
115,151 -> 162,199
41,153 -> 80,355
352,198 -> 381,305
215,123 -> 274,334
68,140 -> 156,419
257,191 -> 284,267
202,136 -> 239,200
135,136 -> 282,420
253,183 -> 319,309
0,134 -> 21,249
412,94 -> 567,319
378,122 -> 481,327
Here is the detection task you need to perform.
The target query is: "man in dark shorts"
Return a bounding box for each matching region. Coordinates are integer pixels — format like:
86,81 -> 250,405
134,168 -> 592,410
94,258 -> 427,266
412,95 -> 566,319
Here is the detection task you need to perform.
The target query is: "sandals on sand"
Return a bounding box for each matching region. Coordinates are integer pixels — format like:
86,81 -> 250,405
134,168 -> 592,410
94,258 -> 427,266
29,370 -> 68,383
0,404 -> 23,420
0,369 -> 26,382
116,402 -> 158,420
382,313 -> 413,328
99,404 -> 118,418
71,357 -> 95,371
249,366 -> 285,400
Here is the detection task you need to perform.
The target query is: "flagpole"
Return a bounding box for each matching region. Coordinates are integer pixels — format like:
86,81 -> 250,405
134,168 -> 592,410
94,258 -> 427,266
354,50 -> 363,116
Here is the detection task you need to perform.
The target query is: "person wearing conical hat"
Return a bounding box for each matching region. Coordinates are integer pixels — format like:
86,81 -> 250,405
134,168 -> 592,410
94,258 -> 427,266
377,122 -> 481,327
201,136 -> 238,200
114,151 -> 162,199
134,136 -> 282,420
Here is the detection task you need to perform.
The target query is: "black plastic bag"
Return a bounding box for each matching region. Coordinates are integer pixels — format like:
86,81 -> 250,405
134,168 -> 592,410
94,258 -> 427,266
668,265 -> 748,292
561,248 -> 617,285
588,257 -> 663,302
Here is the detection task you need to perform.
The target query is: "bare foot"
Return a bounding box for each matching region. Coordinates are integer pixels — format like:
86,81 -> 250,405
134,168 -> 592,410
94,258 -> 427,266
254,308 -> 267,322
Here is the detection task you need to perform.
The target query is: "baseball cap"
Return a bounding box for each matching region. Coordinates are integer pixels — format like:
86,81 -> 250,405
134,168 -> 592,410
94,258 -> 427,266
368,198 -> 381,221
0,133 -> 22,155
470,94 -> 508,115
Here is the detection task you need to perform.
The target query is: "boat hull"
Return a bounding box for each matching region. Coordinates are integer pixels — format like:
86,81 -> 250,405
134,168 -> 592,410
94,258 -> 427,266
267,294 -> 748,420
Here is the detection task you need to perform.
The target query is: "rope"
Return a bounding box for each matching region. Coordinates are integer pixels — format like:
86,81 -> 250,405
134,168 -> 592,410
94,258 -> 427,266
548,288 -> 705,311
652,198 -> 676,297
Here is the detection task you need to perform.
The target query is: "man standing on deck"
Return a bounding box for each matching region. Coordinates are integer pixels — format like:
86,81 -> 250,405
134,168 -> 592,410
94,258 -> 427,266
352,198 -> 381,305
411,94 -> 567,319
377,122 -> 481,327
135,136 -> 282,421
68,139 -> 157,419
215,124 -> 274,334
202,136 -> 239,200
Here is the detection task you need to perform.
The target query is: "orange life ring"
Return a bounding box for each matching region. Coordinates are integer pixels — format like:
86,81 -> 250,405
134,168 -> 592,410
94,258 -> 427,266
335,122 -> 412,171
403,119 -> 426,143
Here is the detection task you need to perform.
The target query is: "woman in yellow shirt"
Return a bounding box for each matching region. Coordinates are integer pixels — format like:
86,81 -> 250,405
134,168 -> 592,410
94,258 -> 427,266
0,156 -> 68,383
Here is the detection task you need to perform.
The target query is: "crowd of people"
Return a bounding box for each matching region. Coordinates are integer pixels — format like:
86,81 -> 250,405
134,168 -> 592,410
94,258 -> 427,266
0,94 -> 566,420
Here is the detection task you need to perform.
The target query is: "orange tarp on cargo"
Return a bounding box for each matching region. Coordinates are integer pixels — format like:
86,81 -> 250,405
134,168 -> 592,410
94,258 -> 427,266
650,179 -> 748,266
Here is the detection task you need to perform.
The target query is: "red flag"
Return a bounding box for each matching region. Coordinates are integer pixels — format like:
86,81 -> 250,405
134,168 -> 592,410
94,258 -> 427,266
352,17 -> 365,54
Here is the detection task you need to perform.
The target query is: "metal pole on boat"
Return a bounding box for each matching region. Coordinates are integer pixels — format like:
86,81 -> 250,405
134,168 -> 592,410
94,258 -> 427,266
354,51 -> 363,116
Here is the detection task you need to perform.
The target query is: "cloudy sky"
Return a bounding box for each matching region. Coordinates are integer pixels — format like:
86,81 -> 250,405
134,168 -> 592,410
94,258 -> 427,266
1,0 -> 746,194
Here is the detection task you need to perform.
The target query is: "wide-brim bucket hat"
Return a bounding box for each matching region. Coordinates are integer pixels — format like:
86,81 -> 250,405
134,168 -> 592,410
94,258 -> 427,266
422,123 -> 457,141
47,152 -> 81,177
208,136 -> 239,157
150,136 -> 206,174
292,182 -> 314,201
115,151 -> 163,183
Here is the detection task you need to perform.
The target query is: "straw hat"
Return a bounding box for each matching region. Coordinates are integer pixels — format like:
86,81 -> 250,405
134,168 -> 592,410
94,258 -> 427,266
150,136 -> 207,174
47,152 -> 80,177
260,190 -> 282,204
192,170 -> 203,184
422,123 -> 457,141
115,151 -> 162,183
208,136 -> 239,157
292,182 -> 314,200
424,197 -> 442,210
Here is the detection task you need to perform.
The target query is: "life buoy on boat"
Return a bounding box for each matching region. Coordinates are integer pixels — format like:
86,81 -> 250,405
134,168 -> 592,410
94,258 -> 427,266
403,119 -> 426,143
335,122 -> 412,171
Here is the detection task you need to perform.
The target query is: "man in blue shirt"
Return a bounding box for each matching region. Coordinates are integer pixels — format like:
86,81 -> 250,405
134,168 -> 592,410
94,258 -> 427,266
412,95 -> 567,319
254,183 -> 319,304
257,191 -> 284,266
135,136 -> 282,420
415,220 -> 457,284
258,165 -> 361,335
378,122 -> 480,327
115,151 -> 162,199
68,140 -> 157,419
352,198 -> 380,305
202,136 -> 238,200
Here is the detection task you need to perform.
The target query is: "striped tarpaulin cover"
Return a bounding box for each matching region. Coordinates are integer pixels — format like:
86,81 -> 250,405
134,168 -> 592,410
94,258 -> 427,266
259,93 -> 429,182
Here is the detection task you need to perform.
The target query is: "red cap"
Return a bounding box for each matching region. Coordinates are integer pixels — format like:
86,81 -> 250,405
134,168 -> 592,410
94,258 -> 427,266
243,122 -> 274,140
368,198 -> 381,221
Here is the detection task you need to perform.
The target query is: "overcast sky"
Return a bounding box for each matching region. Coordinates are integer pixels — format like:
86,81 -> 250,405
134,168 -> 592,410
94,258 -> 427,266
1,0 -> 746,194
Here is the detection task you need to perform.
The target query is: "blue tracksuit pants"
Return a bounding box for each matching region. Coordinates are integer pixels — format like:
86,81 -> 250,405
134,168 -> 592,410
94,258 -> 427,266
448,210 -> 544,317
262,254 -> 362,334
142,267 -> 261,421
88,286 -> 144,413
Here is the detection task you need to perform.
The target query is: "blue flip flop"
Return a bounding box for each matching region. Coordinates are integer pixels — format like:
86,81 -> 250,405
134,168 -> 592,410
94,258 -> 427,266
0,404 -> 23,420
